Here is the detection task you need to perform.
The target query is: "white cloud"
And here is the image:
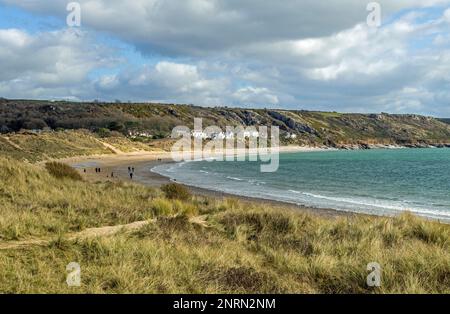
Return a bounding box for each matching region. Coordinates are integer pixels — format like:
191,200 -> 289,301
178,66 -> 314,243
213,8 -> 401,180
0,1 -> 450,115
96,75 -> 120,90
0,29 -> 115,99
94,61 -> 233,105
444,8 -> 450,22
0,28 -> 29,47
233,87 -> 279,105
154,62 -> 200,91
4,0 -> 450,56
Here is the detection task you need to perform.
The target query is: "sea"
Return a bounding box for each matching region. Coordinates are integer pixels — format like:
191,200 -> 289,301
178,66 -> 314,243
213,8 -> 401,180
151,148 -> 450,222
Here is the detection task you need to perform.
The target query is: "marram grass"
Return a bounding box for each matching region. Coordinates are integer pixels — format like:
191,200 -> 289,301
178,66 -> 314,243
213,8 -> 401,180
0,158 -> 448,293
45,162 -> 83,181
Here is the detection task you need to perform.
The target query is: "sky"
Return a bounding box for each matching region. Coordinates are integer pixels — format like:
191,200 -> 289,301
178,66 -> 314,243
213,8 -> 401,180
0,1 -> 450,116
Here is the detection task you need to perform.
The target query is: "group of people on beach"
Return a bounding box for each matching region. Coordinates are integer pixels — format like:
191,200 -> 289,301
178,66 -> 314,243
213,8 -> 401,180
83,165 -> 136,179
128,166 -> 135,179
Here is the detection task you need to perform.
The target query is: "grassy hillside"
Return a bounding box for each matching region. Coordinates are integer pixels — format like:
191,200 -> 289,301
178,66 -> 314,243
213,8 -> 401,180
0,130 -> 111,162
0,158 -> 448,293
1,99 -> 450,147
0,129 -> 168,162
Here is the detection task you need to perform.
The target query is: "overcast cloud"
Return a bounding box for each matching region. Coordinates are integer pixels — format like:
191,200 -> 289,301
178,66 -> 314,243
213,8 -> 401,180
0,0 -> 449,116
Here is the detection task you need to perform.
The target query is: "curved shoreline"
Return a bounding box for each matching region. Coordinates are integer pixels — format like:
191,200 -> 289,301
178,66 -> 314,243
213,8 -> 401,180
149,162 -> 358,218
69,151 -> 355,219
149,157 -> 450,223
68,148 -> 449,223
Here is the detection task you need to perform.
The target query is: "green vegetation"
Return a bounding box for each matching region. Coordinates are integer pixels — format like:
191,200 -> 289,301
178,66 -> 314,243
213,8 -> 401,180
0,100 -> 449,293
45,162 -> 83,181
0,157 -> 448,293
161,183 -> 192,201
1,99 -> 450,147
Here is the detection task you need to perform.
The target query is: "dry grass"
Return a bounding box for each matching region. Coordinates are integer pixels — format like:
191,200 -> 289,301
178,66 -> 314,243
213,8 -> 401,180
45,162 -> 83,181
0,158 -> 167,240
0,157 -> 448,293
161,183 -> 192,201
100,136 -> 155,153
0,130 -> 112,162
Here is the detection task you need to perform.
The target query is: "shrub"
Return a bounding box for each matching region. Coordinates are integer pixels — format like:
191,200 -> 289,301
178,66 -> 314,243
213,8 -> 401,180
151,197 -> 173,216
45,162 -> 83,181
107,121 -> 125,132
96,128 -> 111,138
161,183 -> 191,201
172,199 -> 198,216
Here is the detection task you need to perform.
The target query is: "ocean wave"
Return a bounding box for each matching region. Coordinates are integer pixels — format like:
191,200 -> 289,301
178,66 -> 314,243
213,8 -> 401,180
226,176 -> 244,181
150,157 -> 450,222
300,192 -> 450,218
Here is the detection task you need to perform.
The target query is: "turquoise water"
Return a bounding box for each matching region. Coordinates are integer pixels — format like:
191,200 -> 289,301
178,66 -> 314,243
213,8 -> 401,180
152,149 -> 450,221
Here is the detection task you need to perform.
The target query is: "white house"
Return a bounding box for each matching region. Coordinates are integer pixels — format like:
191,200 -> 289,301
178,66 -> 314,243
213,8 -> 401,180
242,130 -> 260,139
172,129 -> 190,137
128,130 -> 152,138
211,132 -> 225,140
284,133 -> 297,139
225,131 -> 235,139
191,130 -> 208,139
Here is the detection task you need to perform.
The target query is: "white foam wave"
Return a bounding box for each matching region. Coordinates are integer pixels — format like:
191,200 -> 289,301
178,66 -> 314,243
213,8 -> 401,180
150,160 -> 450,222
226,176 -> 244,181
299,192 -> 450,218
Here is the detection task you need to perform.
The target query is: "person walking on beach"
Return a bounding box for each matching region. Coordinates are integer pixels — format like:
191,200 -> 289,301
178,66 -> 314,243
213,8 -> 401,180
111,172 -> 114,178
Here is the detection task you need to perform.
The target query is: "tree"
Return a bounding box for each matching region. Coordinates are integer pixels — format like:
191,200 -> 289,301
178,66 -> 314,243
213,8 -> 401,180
96,128 -> 111,138
0,125 -> 10,133
108,121 -> 125,132
22,118 -> 48,130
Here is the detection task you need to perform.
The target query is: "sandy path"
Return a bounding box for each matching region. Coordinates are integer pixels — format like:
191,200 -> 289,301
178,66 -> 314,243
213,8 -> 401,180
94,138 -> 124,154
0,216 -> 208,251
3,136 -> 25,150
0,221 -> 150,250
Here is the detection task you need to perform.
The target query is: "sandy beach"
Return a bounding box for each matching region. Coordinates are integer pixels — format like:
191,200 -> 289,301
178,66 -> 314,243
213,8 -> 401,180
65,146 -> 353,218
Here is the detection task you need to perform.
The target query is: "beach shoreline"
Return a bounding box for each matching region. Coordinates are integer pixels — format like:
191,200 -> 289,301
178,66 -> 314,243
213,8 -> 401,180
64,145 -> 450,223
66,146 -> 366,219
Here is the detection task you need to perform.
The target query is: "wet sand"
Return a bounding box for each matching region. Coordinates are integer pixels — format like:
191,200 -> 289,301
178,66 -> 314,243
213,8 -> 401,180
68,150 -> 354,219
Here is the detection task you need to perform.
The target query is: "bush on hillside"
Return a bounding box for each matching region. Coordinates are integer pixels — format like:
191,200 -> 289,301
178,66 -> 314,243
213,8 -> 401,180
45,162 -> 83,181
95,128 -> 111,138
161,183 -> 191,201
